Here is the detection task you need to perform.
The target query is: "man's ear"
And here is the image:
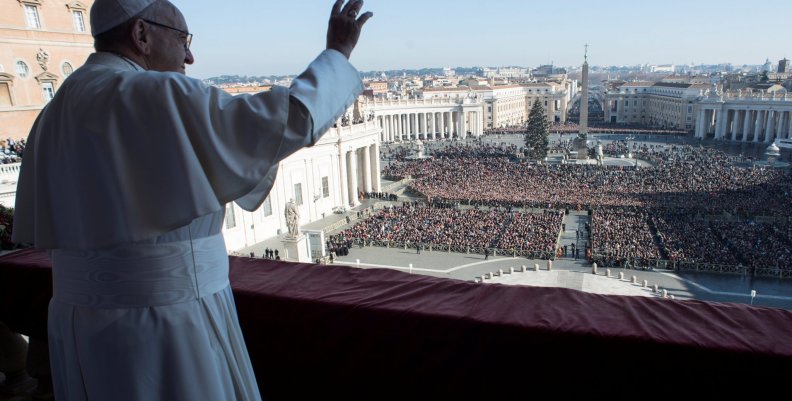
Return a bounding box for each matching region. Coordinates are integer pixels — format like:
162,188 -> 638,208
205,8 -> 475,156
130,19 -> 152,55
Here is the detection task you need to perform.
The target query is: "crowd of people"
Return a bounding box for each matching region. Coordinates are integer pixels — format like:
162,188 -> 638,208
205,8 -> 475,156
591,207 -> 661,267
375,141 -> 792,272
329,202 -> 562,258
0,138 -> 25,164
383,143 -> 791,217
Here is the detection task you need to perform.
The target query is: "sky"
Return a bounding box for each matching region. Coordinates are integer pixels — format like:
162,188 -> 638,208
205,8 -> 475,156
171,0 -> 792,79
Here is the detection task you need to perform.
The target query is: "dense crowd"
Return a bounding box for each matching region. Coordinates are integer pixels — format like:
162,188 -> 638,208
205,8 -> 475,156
330,202 -> 562,257
383,144 -> 791,216
376,142 -> 792,272
0,138 -> 24,164
592,207 -> 661,265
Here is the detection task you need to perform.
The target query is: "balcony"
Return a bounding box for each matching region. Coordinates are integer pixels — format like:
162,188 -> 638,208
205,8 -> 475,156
1,249 -> 791,398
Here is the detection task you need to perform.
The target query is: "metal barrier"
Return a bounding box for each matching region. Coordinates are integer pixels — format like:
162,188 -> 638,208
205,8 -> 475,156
591,254 -> 791,279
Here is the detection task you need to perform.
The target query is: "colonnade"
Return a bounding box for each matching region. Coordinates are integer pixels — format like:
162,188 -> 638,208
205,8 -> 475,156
338,143 -> 381,208
696,104 -> 792,143
376,109 -> 483,143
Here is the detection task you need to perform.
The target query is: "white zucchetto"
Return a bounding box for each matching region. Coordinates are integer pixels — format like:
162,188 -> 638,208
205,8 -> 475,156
90,0 -> 158,36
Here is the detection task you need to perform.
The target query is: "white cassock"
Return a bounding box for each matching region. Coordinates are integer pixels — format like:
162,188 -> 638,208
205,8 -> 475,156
13,49 -> 362,401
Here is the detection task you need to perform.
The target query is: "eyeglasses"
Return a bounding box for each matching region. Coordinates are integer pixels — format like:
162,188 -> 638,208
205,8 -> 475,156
142,19 -> 193,50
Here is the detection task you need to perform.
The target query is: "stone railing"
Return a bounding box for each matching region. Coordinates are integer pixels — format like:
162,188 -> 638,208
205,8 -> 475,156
0,162 -> 21,183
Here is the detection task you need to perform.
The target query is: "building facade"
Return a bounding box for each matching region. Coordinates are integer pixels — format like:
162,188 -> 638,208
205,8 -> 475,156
220,100 -> 382,251
0,0 -> 94,139
603,81 -> 708,131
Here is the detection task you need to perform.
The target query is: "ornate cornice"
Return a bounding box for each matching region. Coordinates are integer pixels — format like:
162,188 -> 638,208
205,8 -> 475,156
66,1 -> 87,11
34,71 -> 58,83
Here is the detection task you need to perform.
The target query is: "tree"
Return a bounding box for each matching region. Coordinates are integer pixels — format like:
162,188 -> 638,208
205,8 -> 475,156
524,101 -> 550,160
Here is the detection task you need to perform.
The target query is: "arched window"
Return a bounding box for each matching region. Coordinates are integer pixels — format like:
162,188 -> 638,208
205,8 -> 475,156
15,61 -> 29,79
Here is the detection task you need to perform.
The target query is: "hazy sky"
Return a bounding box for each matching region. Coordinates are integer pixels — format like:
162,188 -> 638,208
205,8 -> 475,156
171,0 -> 791,79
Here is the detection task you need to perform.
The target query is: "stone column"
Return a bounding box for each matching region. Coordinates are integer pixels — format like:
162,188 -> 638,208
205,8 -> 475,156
753,110 -> 764,142
393,115 -> 399,142
371,144 -> 381,192
742,110 -> 753,142
450,111 -> 456,137
787,111 -> 792,139
776,111 -> 787,140
459,111 -> 467,139
733,110 -> 742,141
339,148 -> 349,208
401,113 -> 406,140
347,150 -> 359,207
409,113 -> 414,139
695,108 -> 706,139
766,110 -> 776,143
428,113 -> 435,140
426,113 -> 432,140
715,108 -> 728,139
362,144 -> 372,193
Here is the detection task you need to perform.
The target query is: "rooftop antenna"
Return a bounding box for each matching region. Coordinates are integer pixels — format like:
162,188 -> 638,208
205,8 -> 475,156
584,44 -> 589,63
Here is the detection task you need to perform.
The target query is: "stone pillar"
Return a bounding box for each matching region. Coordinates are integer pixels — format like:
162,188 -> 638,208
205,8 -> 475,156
339,148 -> 349,208
443,112 -> 451,138
766,110 -> 776,143
362,144 -> 372,193
714,109 -> 726,139
753,110 -> 764,142
457,109 -> 467,139
394,114 -> 399,142
347,150 -> 358,207
695,108 -> 706,139
776,111 -> 787,140
429,113 -> 435,140
427,113 -> 433,140
372,143 -> 382,192
411,113 -> 417,140
742,110 -> 752,142
732,110 -> 742,140
787,111 -> 792,139
476,111 -> 481,137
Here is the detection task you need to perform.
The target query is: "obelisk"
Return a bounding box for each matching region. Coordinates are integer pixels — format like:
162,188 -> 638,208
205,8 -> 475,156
574,44 -> 590,160
580,44 -> 589,137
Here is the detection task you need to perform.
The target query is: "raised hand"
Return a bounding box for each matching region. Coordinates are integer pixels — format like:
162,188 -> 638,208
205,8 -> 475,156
326,0 -> 373,59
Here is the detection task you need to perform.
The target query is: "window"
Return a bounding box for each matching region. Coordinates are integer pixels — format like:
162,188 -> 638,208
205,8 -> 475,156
0,83 -> 12,107
262,195 -> 272,217
24,5 -> 41,29
225,204 -> 236,229
294,183 -> 303,205
15,61 -> 29,79
61,62 -> 73,78
322,176 -> 330,198
41,82 -> 54,102
72,10 -> 85,32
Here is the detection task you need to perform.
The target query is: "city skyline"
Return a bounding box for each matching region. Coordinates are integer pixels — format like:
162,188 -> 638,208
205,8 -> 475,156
173,0 -> 791,79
